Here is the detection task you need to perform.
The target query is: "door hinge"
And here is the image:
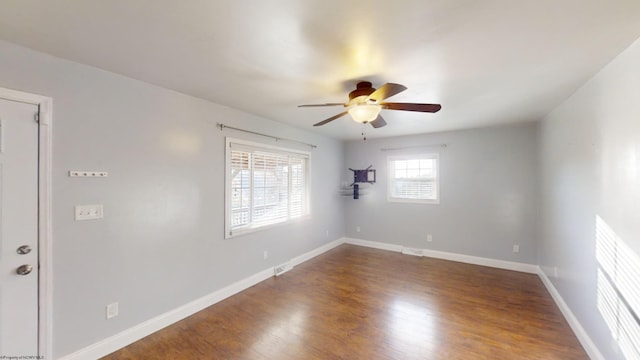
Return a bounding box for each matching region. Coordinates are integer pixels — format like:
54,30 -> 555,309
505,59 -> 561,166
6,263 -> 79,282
34,113 -> 40,123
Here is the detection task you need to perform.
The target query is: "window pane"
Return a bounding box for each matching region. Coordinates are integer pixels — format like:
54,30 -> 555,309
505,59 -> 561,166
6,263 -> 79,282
252,153 -> 288,225
419,159 -> 432,169
407,168 -> 419,178
290,158 -> 305,217
389,155 -> 439,204
231,150 -> 249,169
419,167 -> 433,177
419,159 -> 434,177
230,151 -> 251,227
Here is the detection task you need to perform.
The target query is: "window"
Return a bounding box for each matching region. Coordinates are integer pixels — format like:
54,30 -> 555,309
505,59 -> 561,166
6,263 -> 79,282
225,138 -> 310,238
388,154 -> 439,204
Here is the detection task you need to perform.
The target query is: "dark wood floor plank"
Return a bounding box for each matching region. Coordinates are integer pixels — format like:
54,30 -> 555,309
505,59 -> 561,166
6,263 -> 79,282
101,244 -> 588,359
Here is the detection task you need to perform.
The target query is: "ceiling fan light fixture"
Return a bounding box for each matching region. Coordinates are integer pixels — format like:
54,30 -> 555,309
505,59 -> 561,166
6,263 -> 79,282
348,103 -> 381,124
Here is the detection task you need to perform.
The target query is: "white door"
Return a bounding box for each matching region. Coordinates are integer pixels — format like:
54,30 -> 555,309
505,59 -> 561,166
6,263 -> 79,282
0,98 -> 39,356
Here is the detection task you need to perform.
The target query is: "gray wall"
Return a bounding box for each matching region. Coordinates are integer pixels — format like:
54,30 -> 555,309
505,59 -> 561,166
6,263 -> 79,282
0,40 -> 345,358
539,37 -> 640,360
4,30 -> 639,359
344,123 -> 539,264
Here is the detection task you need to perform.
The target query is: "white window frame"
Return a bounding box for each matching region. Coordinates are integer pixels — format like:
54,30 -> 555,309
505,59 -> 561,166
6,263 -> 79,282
225,137 -> 310,238
387,153 -> 440,204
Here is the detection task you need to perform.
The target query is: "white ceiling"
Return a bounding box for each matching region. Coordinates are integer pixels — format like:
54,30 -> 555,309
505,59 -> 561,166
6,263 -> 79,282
1,0 -> 640,140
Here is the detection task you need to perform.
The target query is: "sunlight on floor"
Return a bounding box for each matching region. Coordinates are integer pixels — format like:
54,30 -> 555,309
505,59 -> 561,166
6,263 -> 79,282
388,299 -> 437,354
250,306 -> 308,356
595,215 -> 640,360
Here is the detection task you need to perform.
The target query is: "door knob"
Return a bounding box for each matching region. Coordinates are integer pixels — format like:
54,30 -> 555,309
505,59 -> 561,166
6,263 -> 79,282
17,245 -> 32,255
16,264 -> 33,276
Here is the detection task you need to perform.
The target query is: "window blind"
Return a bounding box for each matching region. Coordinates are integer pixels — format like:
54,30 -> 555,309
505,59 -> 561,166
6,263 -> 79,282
227,140 -> 309,236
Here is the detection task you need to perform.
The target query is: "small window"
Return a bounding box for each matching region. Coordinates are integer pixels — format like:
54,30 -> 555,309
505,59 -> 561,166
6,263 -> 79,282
225,138 -> 310,238
388,154 -> 440,204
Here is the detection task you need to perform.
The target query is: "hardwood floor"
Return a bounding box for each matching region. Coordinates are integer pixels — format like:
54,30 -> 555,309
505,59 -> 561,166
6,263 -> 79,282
102,245 -> 588,359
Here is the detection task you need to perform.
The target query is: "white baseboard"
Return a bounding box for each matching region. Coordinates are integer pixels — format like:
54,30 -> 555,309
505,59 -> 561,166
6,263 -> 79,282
537,269 -> 604,360
344,237 -> 403,252
59,238 -> 346,360
421,248 -> 539,274
344,237 -> 538,274
291,238 -> 345,266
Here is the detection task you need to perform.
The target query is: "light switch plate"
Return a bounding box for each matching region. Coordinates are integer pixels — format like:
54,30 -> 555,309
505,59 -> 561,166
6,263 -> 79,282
106,302 -> 118,319
75,204 -> 104,220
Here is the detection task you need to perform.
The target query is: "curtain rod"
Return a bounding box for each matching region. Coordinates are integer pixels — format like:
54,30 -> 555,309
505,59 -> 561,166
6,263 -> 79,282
217,123 -> 317,149
380,144 -> 447,152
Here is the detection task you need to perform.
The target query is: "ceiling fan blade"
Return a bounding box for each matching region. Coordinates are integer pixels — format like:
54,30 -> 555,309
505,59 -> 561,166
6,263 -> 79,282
368,83 -> 407,102
313,111 -> 349,126
298,103 -> 346,107
381,102 -> 442,113
369,115 -> 387,128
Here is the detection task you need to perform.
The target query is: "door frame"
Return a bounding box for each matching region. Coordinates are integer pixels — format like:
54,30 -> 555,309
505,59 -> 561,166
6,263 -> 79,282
0,86 -> 52,359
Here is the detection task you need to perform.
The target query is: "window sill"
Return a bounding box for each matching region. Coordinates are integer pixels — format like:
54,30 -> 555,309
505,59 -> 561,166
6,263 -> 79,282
387,197 -> 440,205
225,214 -> 312,239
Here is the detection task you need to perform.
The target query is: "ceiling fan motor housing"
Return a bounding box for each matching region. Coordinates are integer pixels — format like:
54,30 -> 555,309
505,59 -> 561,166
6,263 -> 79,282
349,81 -> 376,101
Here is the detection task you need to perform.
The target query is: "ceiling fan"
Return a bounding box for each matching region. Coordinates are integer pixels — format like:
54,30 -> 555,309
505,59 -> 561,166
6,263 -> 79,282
299,81 -> 441,128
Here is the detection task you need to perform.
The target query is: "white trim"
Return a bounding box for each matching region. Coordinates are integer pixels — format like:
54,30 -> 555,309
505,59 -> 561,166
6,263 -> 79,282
226,136 -> 311,156
0,87 -> 53,360
344,238 -> 403,252
59,238 -> 345,360
401,247 -> 424,256
387,153 -> 440,205
290,238 -> 344,266
273,261 -> 294,276
421,248 -> 539,274
344,237 -> 538,273
537,269 -> 604,360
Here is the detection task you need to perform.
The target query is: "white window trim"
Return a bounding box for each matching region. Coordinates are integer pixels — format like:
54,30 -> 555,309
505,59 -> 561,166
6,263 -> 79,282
387,153 -> 440,205
225,137 -> 311,238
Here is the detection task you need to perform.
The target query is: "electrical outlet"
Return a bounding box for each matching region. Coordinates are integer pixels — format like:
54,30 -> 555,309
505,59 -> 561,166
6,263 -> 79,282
106,302 -> 118,319
263,251 -> 269,260
75,204 -> 104,220
427,234 -> 433,242
513,245 -> 520,253
325,230 -> 329,238
356,226 -> 361,233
